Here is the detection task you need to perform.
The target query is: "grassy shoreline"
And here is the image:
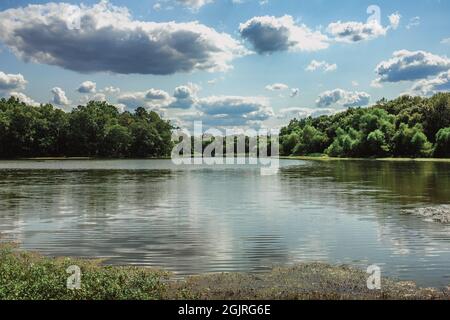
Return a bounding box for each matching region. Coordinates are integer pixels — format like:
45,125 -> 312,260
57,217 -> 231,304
1,243 -> 448,300
0,155 -> 447,162
281,156 -> 450,163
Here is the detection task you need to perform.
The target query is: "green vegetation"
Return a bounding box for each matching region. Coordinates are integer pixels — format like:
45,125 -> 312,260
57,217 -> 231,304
0,243 -> 167,300
0,97 -> 173,158
280,93 -> 450,158
1,243 -> 448,300
2,93 -> 449,159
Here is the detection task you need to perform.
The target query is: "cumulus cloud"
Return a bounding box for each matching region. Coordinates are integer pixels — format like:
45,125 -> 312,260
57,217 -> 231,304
145,88 -> 172,101
10,92 -> 39,106
77,81 -> 96,93
306,60 -> 337,72
374,50 -> 450,85
265,83 -> 298,98
169,84 -> 199,109
0,71 -> 27,92
118,88 -> 173,109
277,107 -> 337,120
102,86 -> 120,95
327,20 -> 388,43
91,93 -> 106,102
192,95 -> 274,127
316,89 -> 370,108
265,83 -> 289,91
410,70 -> 450,96
239,15 -> 329,54
175,0 -> 213,10
0,1 -> 245,75
51,87 -> 70,106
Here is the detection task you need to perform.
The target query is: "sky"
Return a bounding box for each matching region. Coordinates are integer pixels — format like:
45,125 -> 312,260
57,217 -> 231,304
0,0 -> 450,131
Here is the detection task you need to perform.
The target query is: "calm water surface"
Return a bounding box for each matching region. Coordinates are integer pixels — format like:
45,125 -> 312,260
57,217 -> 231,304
0,159 -> 449,287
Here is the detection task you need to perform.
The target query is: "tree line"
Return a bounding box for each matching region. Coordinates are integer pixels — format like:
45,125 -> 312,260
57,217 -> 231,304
1,92 -> 450,159
280,93 -> 450,158
0,97 -> 173,158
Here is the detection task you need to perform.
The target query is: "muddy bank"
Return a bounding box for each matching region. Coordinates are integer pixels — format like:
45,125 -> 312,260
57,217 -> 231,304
169,264 -> 450,300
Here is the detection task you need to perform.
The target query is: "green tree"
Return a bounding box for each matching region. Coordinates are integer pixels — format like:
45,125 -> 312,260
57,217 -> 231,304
326,127 -> 362,157
392,124 -> 432,157
434,127 -> 450,157
281,132 -> 300,155
292,125 -> 328,155
366,129 -> 389,156
102,124 -> 132,157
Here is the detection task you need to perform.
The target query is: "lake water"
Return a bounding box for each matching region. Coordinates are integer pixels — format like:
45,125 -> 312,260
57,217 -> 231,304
0,159 -> 449,287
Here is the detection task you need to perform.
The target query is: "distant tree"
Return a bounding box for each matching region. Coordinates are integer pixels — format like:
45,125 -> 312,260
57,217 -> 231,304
0,97 -> 173,159
392,124 -> 432,157
423,93 -> 450,141
102,124 -> 132,157
292,125 -> 328,155
434,127 -> 450,157
326,127 -> 362,157
279,93 -> 450,158
366,129 -> 389,157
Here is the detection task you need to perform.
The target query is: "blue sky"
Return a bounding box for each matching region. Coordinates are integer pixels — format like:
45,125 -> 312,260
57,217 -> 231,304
0,0 -> 449,130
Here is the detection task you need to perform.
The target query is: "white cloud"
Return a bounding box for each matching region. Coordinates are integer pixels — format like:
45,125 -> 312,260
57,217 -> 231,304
316,89 -> 370,108
102,86 -> 121,95
265,83 -> 289,91
169,83 -> 199,109
277,107 -> 337,120
239,15 -> 329,54
91,93 -> 106,102
51,87 -> 70,106
0,71 -> 27,92
306,60 -> 337,72
441,38 -> 450,45
410,70 -> 450,96
175,0 -> 213,10
192,95 -> 274,127
145,88 -> 172,101
118,88 -> 173,109
77,81 -> 96,94
10,92 -> 39,106
374,50 -> 450,85
327,20 -> 388,43
0,1 -> 246,75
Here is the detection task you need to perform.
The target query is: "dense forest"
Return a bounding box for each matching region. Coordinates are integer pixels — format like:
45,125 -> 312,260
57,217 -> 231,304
0,97 -> 173,158
280,93 -> 450,158
1,93 -> 450,159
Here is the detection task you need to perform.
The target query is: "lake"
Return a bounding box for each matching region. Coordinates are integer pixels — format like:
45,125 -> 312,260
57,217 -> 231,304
0,159 -> 449,287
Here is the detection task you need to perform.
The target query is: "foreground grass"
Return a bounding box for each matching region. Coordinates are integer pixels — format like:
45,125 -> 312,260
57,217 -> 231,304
0,243 -> 168,300
1,244 -> 449,300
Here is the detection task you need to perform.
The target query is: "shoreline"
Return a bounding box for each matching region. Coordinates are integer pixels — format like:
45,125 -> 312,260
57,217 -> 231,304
0,156 -> 448,162
1,243 -> 448,300
281,156 -> 450,163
